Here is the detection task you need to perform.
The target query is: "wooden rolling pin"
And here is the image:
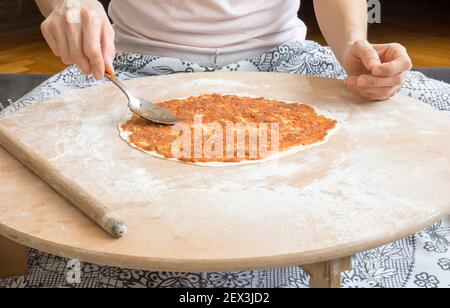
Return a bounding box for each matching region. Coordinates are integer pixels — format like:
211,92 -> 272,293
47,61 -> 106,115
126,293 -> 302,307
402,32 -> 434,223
0,123 -> 128,238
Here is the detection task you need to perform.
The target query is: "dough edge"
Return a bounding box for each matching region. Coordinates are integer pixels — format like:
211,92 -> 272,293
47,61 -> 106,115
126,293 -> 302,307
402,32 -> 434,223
118,96 -> 340,167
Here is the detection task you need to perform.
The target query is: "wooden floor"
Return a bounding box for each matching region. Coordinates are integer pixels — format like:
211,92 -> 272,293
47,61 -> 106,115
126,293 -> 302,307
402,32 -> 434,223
0,2 -> 66,74
300,0 -> 450,68
0,1 -> 449,74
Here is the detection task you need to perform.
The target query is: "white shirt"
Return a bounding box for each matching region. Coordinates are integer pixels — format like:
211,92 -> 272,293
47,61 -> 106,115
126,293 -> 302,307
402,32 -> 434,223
109,0 -> 307,67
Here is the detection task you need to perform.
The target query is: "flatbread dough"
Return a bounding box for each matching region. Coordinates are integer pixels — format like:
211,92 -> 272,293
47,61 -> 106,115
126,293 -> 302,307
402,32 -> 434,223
119,94 -> 339,167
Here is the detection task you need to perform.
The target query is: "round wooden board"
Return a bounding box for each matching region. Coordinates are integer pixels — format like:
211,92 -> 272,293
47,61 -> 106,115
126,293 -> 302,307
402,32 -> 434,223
0,72 -> 449,272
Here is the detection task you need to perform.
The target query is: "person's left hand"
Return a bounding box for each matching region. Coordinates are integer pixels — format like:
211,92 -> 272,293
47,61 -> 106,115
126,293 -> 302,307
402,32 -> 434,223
343,40 -> 412,101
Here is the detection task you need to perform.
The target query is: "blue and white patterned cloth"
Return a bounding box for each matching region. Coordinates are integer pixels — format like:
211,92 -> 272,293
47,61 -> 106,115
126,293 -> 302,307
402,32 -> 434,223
1,41 -> 449,288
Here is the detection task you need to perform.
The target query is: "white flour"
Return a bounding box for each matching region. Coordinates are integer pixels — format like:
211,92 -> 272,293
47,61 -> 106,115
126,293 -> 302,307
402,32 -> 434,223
1,74 -> 449,251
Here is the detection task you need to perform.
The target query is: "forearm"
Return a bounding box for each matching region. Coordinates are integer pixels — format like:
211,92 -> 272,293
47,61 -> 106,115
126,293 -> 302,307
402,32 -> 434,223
313,0 -> 368,64
35,0 -> 65,17
35,0 -> 100,17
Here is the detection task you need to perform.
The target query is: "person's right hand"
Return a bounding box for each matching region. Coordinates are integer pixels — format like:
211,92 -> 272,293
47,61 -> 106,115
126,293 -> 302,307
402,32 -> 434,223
40,0 -> 115,80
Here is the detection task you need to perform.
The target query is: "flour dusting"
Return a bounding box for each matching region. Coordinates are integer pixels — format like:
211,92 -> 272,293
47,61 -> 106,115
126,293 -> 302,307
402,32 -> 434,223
1,74 -> 449,255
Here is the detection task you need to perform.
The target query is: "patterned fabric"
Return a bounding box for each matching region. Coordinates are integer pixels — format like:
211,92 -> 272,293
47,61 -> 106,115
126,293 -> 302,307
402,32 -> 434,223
1,40 -> 449,288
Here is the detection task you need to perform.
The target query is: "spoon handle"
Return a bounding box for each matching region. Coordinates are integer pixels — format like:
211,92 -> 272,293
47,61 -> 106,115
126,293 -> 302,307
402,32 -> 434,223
105,73 -> 134,103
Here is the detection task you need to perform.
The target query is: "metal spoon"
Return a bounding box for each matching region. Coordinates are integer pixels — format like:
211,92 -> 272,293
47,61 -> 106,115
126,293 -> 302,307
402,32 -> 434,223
105,74 -> 178,125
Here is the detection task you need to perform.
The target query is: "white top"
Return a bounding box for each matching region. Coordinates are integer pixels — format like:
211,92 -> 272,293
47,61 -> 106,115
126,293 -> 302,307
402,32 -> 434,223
109,0 -> 307,67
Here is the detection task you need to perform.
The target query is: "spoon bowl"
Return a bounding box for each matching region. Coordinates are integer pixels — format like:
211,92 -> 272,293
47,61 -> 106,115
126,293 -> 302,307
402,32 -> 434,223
106,74 -> 178,125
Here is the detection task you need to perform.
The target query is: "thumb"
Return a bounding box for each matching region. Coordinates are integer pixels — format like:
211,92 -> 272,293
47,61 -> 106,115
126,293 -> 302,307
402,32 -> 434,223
352,40 -> 381,72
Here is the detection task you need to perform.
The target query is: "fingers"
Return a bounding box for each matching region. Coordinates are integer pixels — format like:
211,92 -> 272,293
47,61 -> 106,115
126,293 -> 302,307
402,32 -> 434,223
54,28 -> 71,65
41,21 -> 60,56
40,4 -> 115,80
346,77 -> 401,101
101,23 -> 116,75
345,42 -> 412,101
372,44 -> 413,77
363,86 -> 401,101
351,40 -> 381,71
67,23 -> 91,74
373,56 -> 413,77
81,8 -> 105,80
347,84 -> 400,101
352,72 -> 407,88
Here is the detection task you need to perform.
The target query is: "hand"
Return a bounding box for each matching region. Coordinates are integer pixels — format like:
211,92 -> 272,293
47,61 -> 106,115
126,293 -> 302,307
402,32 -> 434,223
40,0 -> 115,80
343,40 -> 412,101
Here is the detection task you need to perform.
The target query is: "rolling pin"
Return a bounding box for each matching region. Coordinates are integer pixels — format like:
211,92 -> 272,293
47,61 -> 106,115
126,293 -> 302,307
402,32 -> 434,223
0,123 -> 128,238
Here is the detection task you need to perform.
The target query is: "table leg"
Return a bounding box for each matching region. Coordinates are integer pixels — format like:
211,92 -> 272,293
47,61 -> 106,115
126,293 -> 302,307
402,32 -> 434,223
0,235 -> 29,278
301,256 -> 352,288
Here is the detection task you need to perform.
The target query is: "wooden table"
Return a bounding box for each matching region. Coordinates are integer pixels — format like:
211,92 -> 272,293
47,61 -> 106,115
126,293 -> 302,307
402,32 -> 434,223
1,73 -> 449,288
